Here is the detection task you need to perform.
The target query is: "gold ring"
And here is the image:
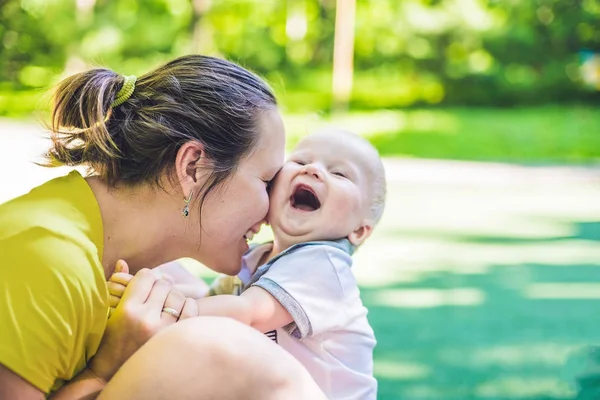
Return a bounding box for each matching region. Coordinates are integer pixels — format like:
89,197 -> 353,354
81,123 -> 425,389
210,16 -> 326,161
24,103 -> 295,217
162,307 -> 181,319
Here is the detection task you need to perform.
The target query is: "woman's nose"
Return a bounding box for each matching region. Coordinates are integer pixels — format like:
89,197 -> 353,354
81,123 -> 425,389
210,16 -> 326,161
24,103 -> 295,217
301,164 -> 323,180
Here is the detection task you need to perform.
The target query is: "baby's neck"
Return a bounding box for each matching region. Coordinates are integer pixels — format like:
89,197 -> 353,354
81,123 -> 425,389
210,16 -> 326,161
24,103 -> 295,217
265,236 -> 341,265
261,239 -> 288,266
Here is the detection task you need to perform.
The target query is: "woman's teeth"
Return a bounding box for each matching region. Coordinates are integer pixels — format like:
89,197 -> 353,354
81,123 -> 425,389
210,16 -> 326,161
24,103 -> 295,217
244,230 -> 255,241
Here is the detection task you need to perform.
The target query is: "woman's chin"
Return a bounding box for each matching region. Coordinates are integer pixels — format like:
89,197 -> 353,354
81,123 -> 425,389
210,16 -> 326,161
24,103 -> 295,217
219,245 -> 246,275
197,245 -> 244,276
208,258 -> 243,276
224,263 -> 244,276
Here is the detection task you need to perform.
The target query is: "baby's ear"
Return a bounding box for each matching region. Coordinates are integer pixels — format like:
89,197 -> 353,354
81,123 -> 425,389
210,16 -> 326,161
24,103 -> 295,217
348,221 -> 373,247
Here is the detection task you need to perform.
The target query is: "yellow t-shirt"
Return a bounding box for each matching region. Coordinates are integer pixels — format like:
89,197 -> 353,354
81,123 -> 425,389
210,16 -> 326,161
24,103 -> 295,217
0,170 -> 108,394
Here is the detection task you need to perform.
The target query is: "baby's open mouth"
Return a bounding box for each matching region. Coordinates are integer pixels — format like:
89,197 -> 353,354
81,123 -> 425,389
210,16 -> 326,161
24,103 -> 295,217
290,184 -> 321,211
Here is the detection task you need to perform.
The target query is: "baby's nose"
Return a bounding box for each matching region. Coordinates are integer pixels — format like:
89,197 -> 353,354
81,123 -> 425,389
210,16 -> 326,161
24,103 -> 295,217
301,164 -> 323,180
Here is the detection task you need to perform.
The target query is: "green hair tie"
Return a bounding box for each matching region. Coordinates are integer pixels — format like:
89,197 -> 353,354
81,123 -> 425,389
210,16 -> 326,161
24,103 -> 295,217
111,75 -> 137,108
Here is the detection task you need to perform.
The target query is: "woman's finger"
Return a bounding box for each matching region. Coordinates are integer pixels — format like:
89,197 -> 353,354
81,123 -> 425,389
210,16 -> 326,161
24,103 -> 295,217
154,272 -> 175,284
121,269 -> 159,304
144,278 -> 172,309
179,298 -> 199,320
110,272 -> 134,286
161,289 -> 186,321
107,281 -> 127,297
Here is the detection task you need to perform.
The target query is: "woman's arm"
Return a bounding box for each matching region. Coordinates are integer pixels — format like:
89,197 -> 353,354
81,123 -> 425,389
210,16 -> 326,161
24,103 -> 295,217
0,364 -> 45,400
48,368 -> 105,400
0,363 -> 105,400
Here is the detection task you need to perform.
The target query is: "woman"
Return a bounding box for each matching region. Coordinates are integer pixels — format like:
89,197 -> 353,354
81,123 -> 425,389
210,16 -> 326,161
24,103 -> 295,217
0,55 -> 325,399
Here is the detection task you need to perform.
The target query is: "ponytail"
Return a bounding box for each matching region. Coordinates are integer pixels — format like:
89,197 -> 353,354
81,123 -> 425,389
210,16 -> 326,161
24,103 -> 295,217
45,69 -> 126,176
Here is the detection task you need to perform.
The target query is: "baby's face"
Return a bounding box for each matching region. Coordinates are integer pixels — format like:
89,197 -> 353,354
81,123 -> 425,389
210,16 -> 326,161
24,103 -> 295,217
267,132 -> 376,246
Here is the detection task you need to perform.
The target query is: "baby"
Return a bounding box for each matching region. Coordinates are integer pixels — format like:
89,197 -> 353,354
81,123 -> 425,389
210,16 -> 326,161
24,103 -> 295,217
109,129 -> 386,399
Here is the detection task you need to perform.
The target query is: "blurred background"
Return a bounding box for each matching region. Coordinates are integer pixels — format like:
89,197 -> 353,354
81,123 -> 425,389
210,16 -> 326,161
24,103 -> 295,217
1,0 -> 600,399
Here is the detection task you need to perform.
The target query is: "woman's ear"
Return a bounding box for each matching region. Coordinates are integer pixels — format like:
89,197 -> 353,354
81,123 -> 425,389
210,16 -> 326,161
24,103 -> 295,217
175,141 -> 207,196
348,221 -> 373,247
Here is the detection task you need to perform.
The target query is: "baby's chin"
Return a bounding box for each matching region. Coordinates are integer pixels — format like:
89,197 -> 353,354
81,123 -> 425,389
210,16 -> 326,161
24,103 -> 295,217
271,222 -> 314,242
272,225 -> 348,248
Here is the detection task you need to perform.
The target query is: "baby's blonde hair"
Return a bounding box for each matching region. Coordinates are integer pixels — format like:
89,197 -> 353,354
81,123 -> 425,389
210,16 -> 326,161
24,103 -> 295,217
313,129 -> 387,227
369,155 -> 387,226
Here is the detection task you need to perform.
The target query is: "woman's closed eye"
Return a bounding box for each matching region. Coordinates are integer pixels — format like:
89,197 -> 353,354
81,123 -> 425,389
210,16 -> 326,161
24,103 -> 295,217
263,179 -> 273,191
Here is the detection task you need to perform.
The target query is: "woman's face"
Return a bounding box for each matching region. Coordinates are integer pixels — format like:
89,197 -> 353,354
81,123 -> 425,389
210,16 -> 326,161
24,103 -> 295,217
191,110 -> 285,274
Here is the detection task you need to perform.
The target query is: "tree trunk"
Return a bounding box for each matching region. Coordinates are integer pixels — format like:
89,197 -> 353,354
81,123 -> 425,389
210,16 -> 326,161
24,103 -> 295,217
332,0 -> 356,112
191,0 -> 215,54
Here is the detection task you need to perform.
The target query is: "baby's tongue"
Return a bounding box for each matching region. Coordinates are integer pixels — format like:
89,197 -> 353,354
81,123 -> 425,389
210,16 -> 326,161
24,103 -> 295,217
296,203 -> 314,211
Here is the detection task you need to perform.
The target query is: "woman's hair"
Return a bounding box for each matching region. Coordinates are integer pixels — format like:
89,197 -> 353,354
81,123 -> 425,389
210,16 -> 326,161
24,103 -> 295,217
47,54 -> 277,209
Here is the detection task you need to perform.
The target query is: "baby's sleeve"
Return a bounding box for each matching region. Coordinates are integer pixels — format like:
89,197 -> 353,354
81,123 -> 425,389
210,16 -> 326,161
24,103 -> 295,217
251,245 -> 352,339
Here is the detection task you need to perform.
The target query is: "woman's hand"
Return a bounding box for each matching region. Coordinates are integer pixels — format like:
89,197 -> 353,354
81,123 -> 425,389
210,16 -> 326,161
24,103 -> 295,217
89,260 -> 195,382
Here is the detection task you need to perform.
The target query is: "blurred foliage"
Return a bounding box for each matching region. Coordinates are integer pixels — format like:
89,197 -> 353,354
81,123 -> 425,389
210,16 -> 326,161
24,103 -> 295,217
1,0 -> 600,116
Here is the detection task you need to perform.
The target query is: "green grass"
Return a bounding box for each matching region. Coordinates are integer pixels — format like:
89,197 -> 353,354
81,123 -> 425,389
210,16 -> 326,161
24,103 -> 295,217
283,106 -> 600,163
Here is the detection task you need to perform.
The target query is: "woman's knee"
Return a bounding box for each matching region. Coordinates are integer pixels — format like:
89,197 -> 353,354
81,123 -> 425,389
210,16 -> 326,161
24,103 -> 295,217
152,317 -> 324,399
159,317 -> 296,377
100,317 -> 323,400
157,316 -> 267,360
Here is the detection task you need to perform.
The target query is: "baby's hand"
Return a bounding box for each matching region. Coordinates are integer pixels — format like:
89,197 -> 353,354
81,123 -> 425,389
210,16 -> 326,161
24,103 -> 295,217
108,271 -> 134,309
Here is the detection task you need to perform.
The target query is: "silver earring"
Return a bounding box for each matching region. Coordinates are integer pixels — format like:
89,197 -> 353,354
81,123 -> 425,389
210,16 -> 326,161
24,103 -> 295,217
182,191 -> 193,218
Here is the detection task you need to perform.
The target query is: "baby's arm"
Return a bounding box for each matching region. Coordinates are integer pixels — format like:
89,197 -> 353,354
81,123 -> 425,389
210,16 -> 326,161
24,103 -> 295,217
194,287 -> 293,333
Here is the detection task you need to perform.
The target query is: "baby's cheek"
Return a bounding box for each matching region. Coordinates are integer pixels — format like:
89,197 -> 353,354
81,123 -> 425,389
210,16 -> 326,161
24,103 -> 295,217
343,189 -> 363,212
334,194 -> 363,225
332,198 -> 357,220
259,189 -> 271,218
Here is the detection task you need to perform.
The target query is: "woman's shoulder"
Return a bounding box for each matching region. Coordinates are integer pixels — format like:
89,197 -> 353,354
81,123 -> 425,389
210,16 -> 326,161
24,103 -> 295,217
1,226 -> 102,282
0,170 -> 103,254
0,170 -> 105,286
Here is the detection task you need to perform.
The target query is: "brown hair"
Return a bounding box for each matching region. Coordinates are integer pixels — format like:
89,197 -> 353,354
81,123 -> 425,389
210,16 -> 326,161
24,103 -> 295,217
47,54 -> 277,209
